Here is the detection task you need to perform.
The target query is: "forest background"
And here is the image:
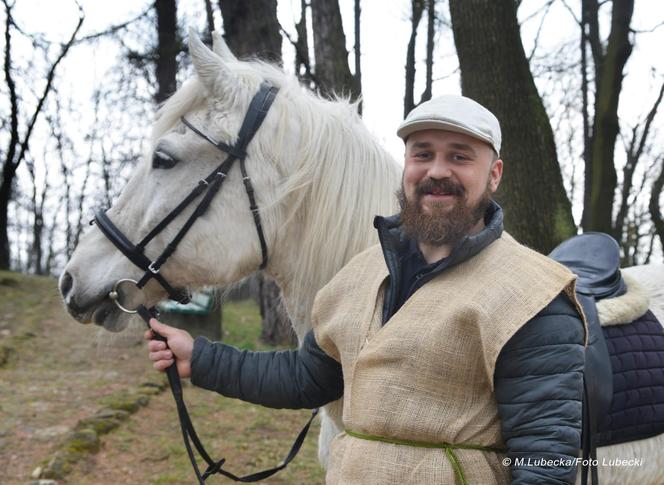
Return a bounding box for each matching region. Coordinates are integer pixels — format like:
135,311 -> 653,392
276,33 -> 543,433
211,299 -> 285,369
1,0 -> 663,342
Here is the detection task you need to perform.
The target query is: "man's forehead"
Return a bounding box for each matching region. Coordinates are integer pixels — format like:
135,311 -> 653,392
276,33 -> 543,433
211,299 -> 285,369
405,130 -> 483,152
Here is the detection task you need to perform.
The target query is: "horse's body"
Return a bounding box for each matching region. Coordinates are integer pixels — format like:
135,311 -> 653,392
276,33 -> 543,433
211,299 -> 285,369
60,31 -> 664,483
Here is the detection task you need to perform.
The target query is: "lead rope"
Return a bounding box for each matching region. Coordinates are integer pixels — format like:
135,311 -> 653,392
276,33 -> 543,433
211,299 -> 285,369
137,305 -> 319,483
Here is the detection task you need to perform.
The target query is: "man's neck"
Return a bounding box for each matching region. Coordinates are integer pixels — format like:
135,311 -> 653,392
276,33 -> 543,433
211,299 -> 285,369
417,218 -> 487,264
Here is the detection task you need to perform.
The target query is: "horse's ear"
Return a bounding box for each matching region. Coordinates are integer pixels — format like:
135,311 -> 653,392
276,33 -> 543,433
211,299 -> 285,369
188,27 -> 236,97
212,31 -> 237,62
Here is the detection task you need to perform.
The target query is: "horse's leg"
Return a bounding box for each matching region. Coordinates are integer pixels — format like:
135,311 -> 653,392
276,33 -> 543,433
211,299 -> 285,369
318,399 -> 344,469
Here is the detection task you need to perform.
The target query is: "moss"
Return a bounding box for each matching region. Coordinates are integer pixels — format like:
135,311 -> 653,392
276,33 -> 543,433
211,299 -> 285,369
75,416 -> 121,435
40,450 -> 79,479
103,392 -> 149,413
64,428 -> 100,454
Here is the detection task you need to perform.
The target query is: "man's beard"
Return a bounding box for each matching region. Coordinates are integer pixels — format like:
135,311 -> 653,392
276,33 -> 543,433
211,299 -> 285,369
397,178 -> 492,247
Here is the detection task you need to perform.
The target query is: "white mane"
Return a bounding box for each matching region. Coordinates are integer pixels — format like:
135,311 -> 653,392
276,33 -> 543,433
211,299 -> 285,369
151,59 -> 402,327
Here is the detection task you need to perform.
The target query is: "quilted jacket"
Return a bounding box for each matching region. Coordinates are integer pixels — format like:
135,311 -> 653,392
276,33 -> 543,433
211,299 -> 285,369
191,203 -> 585,484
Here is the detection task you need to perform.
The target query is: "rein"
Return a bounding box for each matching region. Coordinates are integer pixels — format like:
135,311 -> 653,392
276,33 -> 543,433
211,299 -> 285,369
93,82 -> 318,483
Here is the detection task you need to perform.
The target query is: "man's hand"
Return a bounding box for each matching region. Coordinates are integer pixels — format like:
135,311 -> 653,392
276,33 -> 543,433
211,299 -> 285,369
144,318 -> 194,378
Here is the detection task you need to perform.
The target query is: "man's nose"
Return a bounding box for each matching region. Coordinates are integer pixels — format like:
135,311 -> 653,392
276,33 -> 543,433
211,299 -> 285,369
427,157 -> 452,179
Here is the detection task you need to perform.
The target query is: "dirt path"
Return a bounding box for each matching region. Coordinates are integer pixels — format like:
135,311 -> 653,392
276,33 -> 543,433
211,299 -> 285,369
0,271 -> 323,484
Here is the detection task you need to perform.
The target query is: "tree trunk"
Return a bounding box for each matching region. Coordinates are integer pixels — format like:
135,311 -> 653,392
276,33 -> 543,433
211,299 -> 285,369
404,0 -> 425,116
310,0 -> 359,99
258,274 -> 296,346
354,0 -> 362,114
155,0 -> 179,104
582,0 -> 634,233
219,0 -> 282,62
449,0 -> 575,253
419,0 -> 435,105
651,159 -> 664,254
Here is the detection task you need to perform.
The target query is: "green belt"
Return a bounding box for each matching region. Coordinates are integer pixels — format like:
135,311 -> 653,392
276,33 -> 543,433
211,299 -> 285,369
345,429 -> 506,485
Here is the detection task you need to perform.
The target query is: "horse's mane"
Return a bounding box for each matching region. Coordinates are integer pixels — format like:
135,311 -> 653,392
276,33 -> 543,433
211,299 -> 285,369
152,60 -> 401,323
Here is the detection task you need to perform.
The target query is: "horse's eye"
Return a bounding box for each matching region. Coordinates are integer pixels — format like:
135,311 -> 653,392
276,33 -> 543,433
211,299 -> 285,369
152,150 -> 178,169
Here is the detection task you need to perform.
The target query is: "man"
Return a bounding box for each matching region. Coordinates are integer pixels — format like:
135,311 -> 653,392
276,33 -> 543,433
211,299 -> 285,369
146,95 -> 586,484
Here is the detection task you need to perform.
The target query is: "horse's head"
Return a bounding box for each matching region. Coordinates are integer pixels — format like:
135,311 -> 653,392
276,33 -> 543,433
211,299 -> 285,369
60,31 -> 303,331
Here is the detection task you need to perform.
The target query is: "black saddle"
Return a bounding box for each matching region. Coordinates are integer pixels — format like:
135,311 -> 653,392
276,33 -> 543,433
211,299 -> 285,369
551,232 -> 664,485
549,232 -> 626,299
550,232 -> 619,485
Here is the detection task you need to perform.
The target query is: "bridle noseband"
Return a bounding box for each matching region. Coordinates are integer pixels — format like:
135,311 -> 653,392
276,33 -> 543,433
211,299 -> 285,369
92,82 -> 318,483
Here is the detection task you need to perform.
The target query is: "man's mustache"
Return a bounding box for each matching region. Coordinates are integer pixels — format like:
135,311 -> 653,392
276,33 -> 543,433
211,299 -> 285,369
415,178 -> 465,198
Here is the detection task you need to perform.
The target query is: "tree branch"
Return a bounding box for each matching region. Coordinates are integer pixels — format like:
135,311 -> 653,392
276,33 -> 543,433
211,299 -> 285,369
13,3 -> 84,171
649,156 -> 664,258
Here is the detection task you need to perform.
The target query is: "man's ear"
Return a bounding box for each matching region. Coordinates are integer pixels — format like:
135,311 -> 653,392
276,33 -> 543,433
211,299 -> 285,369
489,158 -> 503,193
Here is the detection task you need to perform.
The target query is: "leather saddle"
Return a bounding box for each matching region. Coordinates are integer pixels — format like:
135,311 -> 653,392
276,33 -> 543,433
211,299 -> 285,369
549,232 -> 621,485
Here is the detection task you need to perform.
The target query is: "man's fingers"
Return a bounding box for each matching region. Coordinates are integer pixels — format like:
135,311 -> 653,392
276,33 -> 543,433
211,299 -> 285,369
149,318 -> 174,336
143,329 -> 154,341
149,350 -> 173,362
153,359 -> 174,372
147,340 -> 166,352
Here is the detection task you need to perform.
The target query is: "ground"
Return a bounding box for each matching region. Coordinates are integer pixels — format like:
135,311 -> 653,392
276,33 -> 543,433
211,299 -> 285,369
0,270 -> 324,484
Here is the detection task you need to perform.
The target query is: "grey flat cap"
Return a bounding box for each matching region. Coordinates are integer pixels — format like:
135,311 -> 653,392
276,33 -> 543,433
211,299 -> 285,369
397,95 -> 502,155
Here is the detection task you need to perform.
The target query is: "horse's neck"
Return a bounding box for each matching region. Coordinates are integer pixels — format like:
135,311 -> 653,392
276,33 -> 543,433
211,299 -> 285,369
270,131 -> 401,342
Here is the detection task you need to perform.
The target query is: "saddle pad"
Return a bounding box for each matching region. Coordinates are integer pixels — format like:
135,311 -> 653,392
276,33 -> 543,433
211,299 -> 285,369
596,310 -> 664,446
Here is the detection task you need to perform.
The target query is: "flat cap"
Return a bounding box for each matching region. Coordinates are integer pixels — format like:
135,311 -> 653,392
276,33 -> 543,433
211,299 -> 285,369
397,95 -> 501,155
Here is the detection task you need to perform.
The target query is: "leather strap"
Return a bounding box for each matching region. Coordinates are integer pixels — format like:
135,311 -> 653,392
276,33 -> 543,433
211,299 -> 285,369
137,305 -> 318,483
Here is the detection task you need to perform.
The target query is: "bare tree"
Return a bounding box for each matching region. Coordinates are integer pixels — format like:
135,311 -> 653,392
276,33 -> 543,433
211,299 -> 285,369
155,0 -> 179,103
219,0 -> 282,62
613,81 -> 664,247
651,157 -> 664,253
449,0 -> 576,253
0,0 -> 83,269
310,0 -> 359,100
581,0 -> 635,234
404,0 -> 425,116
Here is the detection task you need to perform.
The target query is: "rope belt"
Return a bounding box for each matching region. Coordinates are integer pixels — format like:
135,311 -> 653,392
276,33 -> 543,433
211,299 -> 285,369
345,429 -> 506,485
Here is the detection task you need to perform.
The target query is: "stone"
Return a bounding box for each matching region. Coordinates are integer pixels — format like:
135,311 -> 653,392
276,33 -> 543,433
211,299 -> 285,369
64,428 -> 100,454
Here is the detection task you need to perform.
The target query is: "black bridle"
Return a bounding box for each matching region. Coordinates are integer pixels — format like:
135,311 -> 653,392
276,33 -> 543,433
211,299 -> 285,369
93,82 -> 318,483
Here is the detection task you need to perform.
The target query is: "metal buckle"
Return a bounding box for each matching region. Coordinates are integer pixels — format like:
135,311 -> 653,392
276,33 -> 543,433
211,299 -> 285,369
148,262 -> 160,274
108,278 -> 146,314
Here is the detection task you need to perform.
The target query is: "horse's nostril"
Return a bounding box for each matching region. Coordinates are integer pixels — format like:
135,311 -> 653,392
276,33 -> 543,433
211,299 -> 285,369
60,272 -> 73,298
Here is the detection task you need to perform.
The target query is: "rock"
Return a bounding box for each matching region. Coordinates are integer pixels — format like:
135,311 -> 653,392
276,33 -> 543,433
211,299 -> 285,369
93,408 -> 130,421
76,416 -> 120,435
64,428 -> 100,454
31,466 -> 42,478
41,450 -> 75,479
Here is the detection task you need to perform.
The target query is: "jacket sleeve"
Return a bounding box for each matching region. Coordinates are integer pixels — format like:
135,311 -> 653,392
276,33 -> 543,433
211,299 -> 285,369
494,292 -> 585,484
189,329 -> 343,409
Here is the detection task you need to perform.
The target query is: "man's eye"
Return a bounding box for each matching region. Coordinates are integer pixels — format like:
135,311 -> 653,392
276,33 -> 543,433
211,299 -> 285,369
415,152 -> 431,159
152,150 -> 178,169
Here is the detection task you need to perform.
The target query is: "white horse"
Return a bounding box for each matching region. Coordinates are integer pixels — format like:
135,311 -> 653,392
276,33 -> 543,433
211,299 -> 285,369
60,31 -> 664,483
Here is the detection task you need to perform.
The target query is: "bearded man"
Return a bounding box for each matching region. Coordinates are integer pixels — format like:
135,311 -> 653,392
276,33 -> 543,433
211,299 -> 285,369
146,95 -> 586,484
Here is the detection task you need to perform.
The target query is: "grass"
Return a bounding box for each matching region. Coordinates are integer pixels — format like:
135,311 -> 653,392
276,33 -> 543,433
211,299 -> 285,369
0,270 -> 323,484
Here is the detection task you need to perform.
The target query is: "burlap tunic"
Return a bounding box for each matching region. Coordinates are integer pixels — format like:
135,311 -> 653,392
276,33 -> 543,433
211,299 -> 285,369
313,233 -> 585,484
